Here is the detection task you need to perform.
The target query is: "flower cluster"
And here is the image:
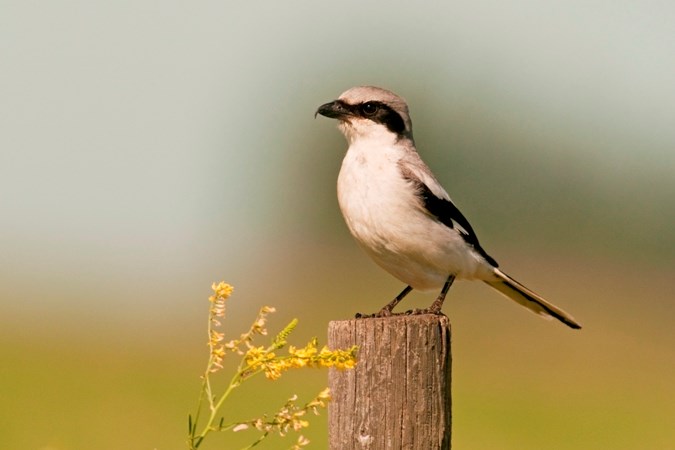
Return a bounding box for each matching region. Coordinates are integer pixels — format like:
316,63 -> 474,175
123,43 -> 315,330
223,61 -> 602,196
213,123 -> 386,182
290,435 -> 311,449
233,388 -> 332,447
222,306 -> 277,355
206,282 -> 281,373
241,338 -> 358,381
207,282 -> 234,372
290,339 -> 358,371
189,281 -> 358,450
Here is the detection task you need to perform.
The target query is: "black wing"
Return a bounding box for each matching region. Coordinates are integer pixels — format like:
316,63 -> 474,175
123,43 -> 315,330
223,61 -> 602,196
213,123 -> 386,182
402,170 -> 499,267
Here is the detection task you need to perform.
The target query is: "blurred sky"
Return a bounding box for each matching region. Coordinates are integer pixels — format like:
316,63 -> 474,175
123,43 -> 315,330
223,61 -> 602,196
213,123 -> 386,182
1,1 -> 674,449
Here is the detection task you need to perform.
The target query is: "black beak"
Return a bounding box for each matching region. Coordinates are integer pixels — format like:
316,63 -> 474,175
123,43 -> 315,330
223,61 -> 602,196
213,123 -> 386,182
315,100 -> 351,119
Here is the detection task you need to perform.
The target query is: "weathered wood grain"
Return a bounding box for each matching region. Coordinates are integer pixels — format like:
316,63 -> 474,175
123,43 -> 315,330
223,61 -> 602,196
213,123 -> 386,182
328,315 -> 451,450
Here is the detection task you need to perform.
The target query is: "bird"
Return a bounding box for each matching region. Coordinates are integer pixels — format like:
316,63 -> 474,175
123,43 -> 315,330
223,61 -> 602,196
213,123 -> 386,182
315,86 -> 581,329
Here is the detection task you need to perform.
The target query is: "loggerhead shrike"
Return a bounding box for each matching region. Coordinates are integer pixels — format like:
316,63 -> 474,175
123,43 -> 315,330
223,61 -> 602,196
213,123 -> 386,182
316,86 -> 581,329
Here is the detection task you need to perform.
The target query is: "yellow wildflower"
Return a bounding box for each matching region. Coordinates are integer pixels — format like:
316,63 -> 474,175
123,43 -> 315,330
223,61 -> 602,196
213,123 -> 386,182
291,435 -> 310,449
306,388 -> 331,414
211,282 -> 234,299
191,281 -> 358,449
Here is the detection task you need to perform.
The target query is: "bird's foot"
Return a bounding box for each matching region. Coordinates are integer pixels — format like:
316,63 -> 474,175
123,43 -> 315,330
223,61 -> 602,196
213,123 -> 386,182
355,307 -> 398,319
404,306 -> 445,316
355,306 -> 446,318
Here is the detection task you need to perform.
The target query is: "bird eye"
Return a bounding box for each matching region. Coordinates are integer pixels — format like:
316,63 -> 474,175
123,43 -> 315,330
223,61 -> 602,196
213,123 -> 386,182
361,102 -> 379,116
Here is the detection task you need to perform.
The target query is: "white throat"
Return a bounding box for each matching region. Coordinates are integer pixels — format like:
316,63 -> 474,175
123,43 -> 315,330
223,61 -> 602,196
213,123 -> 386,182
338,119 -> 400,147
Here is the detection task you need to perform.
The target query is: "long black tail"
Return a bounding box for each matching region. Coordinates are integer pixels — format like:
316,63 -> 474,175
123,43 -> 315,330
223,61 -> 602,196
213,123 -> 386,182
485,269 -> 582,329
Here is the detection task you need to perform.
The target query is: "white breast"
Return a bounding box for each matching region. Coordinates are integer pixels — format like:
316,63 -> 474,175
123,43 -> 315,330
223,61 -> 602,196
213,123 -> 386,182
337,140 -> 490,290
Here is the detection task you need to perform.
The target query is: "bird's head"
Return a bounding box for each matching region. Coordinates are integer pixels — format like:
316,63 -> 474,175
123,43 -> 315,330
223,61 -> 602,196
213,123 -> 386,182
316,86 -> 413,144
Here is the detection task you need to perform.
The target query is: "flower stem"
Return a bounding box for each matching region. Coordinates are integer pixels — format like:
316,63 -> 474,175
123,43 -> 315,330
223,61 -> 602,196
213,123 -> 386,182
193,360 -> 262,447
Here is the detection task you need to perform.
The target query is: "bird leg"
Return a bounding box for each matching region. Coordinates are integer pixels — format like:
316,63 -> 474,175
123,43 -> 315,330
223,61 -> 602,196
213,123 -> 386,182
424,275 -> 456,315
355,285 -> 413,318
378,285 -> 413,316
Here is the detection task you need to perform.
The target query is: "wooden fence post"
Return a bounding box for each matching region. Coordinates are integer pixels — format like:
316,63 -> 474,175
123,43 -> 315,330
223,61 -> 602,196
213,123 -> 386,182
328,315 -> 452,449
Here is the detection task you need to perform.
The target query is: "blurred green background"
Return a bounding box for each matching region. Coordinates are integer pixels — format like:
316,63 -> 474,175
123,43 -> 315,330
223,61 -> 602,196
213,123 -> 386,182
2,1 -> 674,449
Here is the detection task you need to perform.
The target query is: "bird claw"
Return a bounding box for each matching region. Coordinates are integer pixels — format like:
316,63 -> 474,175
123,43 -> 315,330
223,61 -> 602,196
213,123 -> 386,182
355,304 -> 446,318
404,307 -> 444,316
355,308 -> 395,319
